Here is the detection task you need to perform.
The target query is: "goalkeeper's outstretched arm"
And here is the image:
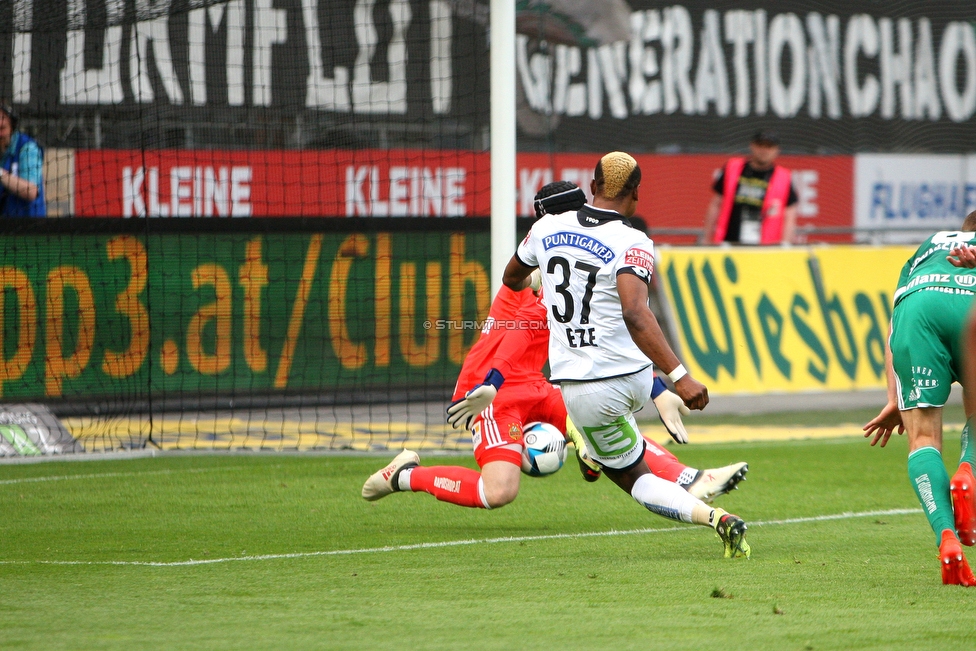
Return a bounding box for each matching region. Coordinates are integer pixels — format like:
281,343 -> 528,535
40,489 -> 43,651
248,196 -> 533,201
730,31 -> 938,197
503,255 -> 536,291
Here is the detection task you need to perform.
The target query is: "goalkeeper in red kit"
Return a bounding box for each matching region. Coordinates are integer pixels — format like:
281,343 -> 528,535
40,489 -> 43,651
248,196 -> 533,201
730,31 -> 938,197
362,270 -> 563,508
361,182 -> 747,509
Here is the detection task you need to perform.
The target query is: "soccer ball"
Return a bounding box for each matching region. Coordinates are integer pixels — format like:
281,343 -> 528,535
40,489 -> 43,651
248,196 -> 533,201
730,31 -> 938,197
520,422 -> 567,477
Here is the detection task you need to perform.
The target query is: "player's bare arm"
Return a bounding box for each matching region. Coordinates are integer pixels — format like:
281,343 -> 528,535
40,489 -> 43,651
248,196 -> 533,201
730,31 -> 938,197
863,322 -> 904,446
865,403 -> 903,447
502,255 -> 536,291
617,272 -> 708,410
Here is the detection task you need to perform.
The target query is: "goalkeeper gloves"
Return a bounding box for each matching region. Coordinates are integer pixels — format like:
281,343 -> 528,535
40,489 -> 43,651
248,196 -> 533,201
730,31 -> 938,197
528,268 -> 542,293
447,368 -> 504,430
651,376 -> 691,444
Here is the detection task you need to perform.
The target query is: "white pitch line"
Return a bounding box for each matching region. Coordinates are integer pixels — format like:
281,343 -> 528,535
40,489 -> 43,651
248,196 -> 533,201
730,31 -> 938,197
0,466 -> 247,486
0,507 -> 922,568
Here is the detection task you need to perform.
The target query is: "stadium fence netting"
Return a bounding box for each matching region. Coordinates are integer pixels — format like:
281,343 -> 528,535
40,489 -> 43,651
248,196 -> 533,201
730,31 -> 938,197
3,0 -> 976,454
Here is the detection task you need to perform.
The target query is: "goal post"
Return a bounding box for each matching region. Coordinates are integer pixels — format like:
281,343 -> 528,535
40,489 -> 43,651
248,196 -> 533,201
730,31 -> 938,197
490,0 -> 517,299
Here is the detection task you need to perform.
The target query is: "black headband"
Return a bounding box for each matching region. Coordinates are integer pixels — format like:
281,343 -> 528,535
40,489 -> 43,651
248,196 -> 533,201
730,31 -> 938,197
534,186 -> 587,218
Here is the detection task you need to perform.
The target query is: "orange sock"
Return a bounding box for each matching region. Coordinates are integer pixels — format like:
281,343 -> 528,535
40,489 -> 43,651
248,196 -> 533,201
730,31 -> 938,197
408,466 -> 488,508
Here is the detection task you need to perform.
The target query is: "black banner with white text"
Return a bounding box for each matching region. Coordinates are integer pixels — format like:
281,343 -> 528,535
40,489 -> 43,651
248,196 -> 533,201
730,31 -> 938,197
3,1 -> 976,153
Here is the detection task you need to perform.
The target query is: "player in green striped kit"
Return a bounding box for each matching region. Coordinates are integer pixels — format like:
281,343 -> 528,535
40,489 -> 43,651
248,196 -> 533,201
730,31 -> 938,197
864,212 -> 976,586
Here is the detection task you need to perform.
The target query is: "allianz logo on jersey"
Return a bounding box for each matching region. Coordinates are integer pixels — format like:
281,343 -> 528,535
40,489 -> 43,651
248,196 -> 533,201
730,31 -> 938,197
905,273 -> 950,290
904,272 -> 976,290
542,232 -> 614,264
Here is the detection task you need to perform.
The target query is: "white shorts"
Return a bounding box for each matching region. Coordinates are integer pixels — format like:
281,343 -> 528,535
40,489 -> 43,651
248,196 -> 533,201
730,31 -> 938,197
559,367 -> 654,470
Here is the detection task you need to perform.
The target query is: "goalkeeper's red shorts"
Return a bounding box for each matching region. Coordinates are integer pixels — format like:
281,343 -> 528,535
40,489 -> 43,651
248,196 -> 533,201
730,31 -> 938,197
469,382 -> 567,468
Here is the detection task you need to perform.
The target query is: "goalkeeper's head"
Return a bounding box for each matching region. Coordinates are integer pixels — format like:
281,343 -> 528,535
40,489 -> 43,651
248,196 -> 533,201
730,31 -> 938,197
533,181 -> 587,219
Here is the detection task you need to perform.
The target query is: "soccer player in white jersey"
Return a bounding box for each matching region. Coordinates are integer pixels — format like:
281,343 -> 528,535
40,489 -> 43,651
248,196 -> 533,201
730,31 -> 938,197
502,152 -> 751,558
535,181 -> 749,498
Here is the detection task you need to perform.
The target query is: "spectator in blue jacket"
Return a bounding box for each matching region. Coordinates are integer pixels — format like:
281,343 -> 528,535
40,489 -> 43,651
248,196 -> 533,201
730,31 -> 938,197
0,103 -> 45,217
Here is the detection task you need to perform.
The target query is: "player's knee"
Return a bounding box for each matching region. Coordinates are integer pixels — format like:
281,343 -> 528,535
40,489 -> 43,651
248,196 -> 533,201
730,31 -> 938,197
482,480 -> 519,508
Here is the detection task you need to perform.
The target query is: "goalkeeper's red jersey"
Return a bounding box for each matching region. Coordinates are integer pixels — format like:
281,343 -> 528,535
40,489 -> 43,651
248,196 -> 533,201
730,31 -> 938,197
452,286 -> 550,398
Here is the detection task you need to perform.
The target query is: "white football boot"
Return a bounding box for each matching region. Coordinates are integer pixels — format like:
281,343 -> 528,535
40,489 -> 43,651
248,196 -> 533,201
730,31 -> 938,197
362,449 -> 420,501
687,462 -> 748,503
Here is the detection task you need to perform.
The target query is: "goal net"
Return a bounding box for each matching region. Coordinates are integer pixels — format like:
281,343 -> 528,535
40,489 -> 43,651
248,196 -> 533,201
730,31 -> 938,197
3,0 -> 976,455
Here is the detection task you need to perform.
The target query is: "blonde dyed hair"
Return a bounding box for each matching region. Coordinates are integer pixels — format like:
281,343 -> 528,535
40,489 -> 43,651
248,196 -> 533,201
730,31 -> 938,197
594,151 -> 641,199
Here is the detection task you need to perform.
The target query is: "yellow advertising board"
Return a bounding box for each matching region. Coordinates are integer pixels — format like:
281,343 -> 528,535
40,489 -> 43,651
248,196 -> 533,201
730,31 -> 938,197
657,245 -> 917,395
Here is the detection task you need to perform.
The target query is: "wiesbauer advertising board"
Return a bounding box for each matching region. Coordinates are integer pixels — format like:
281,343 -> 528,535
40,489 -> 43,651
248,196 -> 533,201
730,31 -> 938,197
657,245 -> 915,394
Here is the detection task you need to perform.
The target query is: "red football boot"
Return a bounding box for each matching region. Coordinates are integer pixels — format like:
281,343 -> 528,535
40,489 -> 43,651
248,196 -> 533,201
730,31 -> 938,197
950,463 -> 976,546
939,530 -> 976,586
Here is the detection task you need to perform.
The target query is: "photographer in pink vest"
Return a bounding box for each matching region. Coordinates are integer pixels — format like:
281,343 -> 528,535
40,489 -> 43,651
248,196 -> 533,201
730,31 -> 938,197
701,130 -> 797,245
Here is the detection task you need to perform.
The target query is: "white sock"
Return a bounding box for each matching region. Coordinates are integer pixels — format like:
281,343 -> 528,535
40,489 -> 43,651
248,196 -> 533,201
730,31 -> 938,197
397,468 -> 414,491
478,478 -> 491,510
630,473 -> 706,524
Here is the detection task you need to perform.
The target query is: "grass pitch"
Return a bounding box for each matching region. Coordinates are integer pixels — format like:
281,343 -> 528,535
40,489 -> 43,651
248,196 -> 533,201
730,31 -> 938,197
2,431 -> 975,650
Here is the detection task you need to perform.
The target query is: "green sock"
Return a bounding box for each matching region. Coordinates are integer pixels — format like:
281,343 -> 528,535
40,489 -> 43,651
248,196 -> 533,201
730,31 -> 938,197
907,446 -> 955,546
961,418 -> 976,472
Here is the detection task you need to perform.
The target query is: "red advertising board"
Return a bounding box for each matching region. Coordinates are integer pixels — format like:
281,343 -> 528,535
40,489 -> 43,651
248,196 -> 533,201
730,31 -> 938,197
75,150 -> 852,241
74,150 -> 492,218
515,153 -> 853,243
